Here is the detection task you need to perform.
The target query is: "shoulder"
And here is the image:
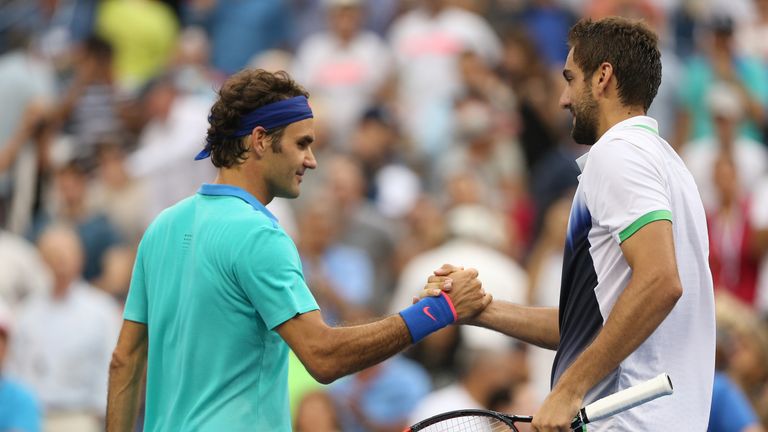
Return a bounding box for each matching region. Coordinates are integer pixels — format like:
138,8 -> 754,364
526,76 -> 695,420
587,129 -> 662,171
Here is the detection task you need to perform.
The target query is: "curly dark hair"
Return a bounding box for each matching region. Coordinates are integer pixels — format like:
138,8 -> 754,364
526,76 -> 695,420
568,17 -> 661,112
206,69 -> 309,168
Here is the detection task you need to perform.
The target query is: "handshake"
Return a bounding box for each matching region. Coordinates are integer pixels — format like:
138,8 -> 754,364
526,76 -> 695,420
398,263 -> 492,344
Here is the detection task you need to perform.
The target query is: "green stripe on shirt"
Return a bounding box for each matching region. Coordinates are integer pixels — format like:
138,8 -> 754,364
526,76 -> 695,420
632,124 -> 659,134
619,210 -> 672,243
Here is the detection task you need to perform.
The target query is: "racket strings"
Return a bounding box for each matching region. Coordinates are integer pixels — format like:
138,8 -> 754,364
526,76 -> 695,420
417,415 -> 518,432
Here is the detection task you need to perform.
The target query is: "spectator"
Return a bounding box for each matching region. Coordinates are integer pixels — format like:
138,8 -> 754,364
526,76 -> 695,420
88,141 -> 149,246
388,0 -> 502,156
7,225 -> 120,432
683,82 -> 767,211
751,177 -> 768,317
329,356 -> 431,432
184,0 -> 291,75
716,293 -> 768,426
0,230 -> 50,309
709,371 -> 765,432
296,197 -> 374,325
96,0 -> 179,92
674,14 -> 768,150
27,160 -> 123,281
499,29 -> 563,173
321,155 -> 398,315
126,75 -> 215,224
348,106 -> 421,218
736,0 -> 768,62
294,390 -> 341,432
0,35 -> 56,234
52,35 -> 122,165
408,348 -> 519,424
707,155 -> 761,306
168,26 -> 222,100
292,0 -> 392,150
0,300 -> 41,432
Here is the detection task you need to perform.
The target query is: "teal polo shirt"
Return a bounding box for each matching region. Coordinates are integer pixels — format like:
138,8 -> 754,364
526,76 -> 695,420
124,184 -> 319,432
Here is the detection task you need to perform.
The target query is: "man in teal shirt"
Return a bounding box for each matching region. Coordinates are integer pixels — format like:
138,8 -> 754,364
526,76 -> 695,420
106,69 -> 490,432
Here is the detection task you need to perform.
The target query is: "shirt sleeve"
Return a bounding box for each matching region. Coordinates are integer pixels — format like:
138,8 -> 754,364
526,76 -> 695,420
123,236 -> 149,324
234,226 -> 319,330
582,138 -> 672,244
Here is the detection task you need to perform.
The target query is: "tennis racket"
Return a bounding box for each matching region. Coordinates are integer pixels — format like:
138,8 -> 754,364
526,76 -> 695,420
405,373 -> 673,432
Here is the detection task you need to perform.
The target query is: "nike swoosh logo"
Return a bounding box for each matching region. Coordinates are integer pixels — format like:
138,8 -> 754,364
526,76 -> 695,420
423,306 -> 437,322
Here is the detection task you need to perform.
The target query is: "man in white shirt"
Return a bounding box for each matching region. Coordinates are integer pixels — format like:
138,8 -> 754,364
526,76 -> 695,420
7,225 -> 120,432
388,0 -> 502,155
292,0 -> 392,150
432,17 -> 715,431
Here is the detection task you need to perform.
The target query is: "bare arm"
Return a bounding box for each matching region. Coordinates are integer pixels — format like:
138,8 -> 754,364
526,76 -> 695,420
278,268 -> 489,384
277,310 -> 410,384
470,301 -> 560,350
428,265 -> 560,350
532,220 -> 682,430
106,320 -> 148,432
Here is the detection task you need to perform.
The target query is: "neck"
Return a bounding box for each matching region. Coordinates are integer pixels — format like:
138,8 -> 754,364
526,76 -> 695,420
214,166 -> 272,205
597,103 -> 646,139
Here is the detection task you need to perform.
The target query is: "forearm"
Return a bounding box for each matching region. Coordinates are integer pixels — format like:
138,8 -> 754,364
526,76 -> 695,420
294,314 -> 411,384
470,301 -> 560,350
106,354 -> 146,432
553,275 -> 681,398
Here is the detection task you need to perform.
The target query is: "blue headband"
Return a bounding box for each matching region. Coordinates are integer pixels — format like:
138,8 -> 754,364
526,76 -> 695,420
194,96 -> 313,160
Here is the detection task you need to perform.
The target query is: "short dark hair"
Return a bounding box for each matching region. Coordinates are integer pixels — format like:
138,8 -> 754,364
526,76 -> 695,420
568,17 -> 661,112
206,69 -> 309,168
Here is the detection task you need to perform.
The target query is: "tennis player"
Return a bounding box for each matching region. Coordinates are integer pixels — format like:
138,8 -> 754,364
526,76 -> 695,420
430,17 -> 715,431
105,69 -> 490,432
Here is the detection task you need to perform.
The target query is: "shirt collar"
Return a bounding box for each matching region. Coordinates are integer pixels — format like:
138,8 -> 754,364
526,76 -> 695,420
605,115 -> 659,136
577,116 -> 660,174
197,183 -> 279,223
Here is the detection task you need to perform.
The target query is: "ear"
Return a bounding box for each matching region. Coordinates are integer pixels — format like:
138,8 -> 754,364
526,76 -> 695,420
249,126 -> 269,157
594,62 -> 614,96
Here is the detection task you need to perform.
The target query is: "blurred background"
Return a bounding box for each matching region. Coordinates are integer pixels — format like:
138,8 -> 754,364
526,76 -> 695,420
0,0 -> 767,431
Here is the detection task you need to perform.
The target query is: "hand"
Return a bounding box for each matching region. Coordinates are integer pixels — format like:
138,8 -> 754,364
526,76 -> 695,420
531,385 -> 583,432
439,267 -> 491,322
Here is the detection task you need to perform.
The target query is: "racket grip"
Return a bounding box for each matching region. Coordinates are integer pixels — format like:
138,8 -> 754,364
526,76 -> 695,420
571,373 -> 674,428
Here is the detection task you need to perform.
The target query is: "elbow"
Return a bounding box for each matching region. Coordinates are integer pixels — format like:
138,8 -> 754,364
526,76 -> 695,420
110,350 -> 126,373
299,334 -> 343,385
304,356 -> 342,385
309,367 -> 340,385
656,273 -> 683,311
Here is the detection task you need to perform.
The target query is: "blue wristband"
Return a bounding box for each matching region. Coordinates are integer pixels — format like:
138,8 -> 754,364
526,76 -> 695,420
399,292 -> 458,343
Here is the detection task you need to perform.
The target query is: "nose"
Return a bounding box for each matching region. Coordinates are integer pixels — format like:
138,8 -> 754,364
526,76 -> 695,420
559,87 -> 571,110
305,146 -> 318,170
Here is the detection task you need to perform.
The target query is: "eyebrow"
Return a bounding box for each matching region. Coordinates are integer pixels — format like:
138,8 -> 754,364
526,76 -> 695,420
297,135 -> 314,146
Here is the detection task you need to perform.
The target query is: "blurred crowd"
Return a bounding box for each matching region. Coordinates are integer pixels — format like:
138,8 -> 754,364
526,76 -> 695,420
0,0 -> 767,431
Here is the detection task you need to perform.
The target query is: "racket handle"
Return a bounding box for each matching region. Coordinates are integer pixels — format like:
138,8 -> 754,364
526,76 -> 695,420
571,373 -> 674,429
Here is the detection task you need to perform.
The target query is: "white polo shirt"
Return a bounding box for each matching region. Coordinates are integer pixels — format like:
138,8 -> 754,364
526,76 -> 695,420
554,116 -> 715,431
